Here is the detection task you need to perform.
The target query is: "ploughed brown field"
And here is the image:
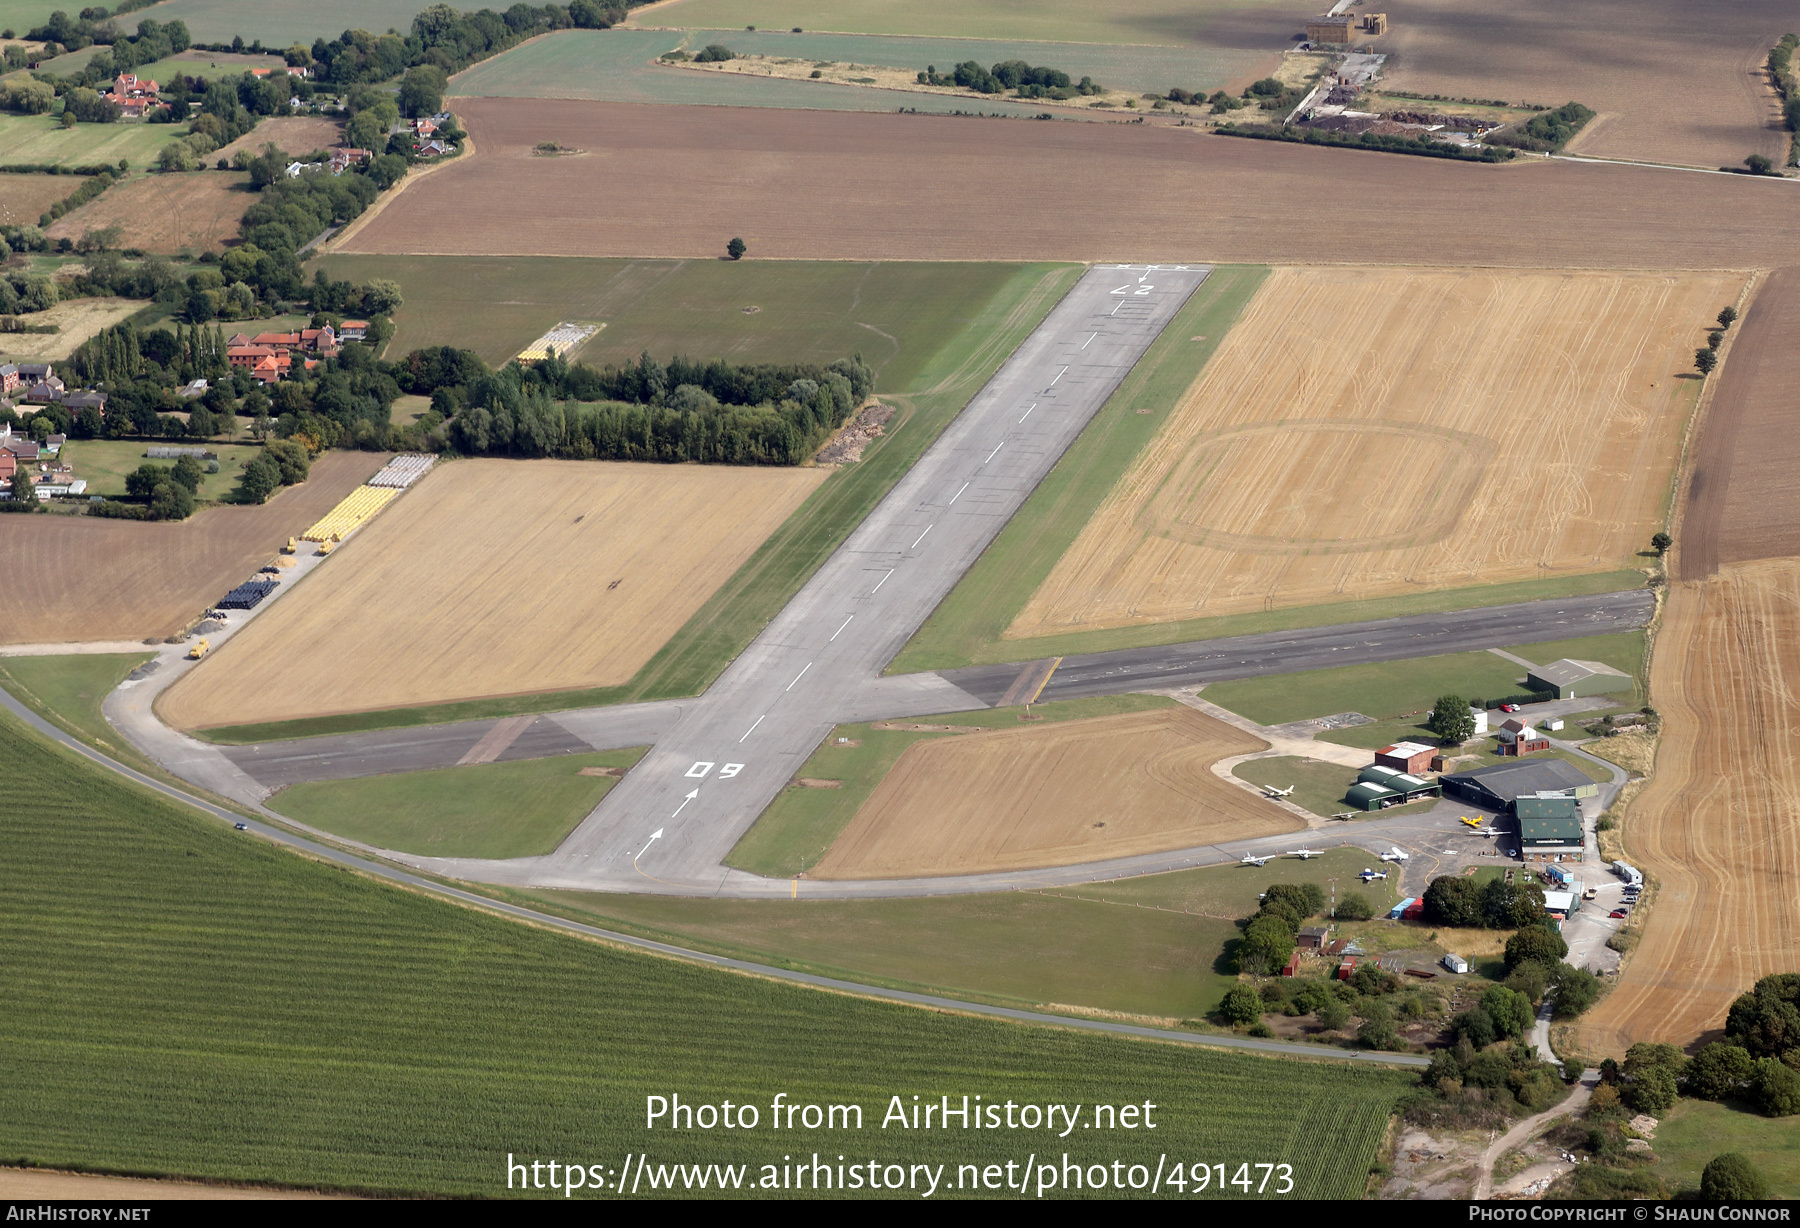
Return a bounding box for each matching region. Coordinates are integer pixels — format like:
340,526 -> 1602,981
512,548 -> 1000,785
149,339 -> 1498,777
1678,266 -> 1800,579
1378,0 -> 1792,169
158,459 -> 827,728
48,172 -> 254,253
0,452 -> 383,645
340,98 -> 1800,268
809,706 -> 1297,879
1009,266 -> 1741,635
1578,559 -> 1800,1056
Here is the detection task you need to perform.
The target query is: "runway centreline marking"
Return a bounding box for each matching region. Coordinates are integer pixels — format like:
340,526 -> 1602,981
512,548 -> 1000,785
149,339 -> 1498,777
830,615 -> 854,641
949,481 -> 970,505
985,442 -> 1005,463
1018,403 -> 1035,423
785,663 -> 812,691
911,524 -> 933,548
870,569 -> 894,594
739,715 -> 764,742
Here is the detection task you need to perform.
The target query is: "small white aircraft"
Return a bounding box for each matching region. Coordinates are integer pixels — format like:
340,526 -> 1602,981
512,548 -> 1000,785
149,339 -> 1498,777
1239,853 -> 1268,867
1380,848 -> 1410,863
1359,868 -> 1389,882
1288,848 -> 1325,860
1260,783 -> 1296,799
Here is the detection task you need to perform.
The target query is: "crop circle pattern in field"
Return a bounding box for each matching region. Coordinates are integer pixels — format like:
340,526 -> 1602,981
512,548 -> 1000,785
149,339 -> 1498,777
1140,420 -> 1495,556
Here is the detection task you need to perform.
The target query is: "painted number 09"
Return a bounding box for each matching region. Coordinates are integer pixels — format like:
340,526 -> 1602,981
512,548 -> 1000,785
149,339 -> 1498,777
686,762 -> 745,779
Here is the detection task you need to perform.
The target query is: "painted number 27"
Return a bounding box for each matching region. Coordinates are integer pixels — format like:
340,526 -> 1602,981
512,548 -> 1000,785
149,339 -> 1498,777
1111,285 -> 1153,295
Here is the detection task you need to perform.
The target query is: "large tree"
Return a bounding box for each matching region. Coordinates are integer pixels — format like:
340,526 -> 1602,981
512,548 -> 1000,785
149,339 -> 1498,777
1425,694 -> 1475,744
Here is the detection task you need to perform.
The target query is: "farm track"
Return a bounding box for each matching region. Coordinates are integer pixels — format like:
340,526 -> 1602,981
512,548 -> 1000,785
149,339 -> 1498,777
342,98 -> 1800,267
1578,559 -> 1800,1053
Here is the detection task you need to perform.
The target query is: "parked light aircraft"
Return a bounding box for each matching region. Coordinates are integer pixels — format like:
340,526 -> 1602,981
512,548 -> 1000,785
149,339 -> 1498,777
1239,853 -> 1268,867
1289,848 -> 1325,859
1380,848 -> 1410,862
1261,784 -> 1296,798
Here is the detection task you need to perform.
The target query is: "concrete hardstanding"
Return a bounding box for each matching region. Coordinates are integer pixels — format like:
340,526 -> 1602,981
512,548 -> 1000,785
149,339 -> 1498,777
541,265 -> 1211,887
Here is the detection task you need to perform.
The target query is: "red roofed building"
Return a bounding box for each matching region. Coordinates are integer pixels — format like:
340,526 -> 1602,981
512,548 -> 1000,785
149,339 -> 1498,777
112,73 -> 160,119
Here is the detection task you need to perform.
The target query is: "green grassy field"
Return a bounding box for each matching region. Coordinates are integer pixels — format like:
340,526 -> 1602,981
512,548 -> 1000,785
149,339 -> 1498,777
61,439 -> 262,501
1646,1099 -> 1800,1198
197,261 -> 1083,745
1199,632 -> 1645,728
313,254 -> 1036,385
1499,631 -> 1646,696
512,845 -> 1394,1024
0,652 -> 150,766
725,692 -> 1175,878
890,265 -> 1268,674
0,710 -> 1412,1196
634,0 -> 1290,47
449,27 -> 1265,108
124,50 -> 288,82
1231,755 -> 1436,822
0,112 -> 184,167
113,0 -> 433,45
1312,715 -> 1615,787
269,749 -> 645,858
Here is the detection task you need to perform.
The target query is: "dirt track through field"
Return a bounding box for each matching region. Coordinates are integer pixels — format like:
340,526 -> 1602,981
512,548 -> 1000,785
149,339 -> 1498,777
1378,0 -> 1793,169
1678,267 -> 1800,579
158,459 -> 826,728
0,452 -> 382,645
810,706 -> 1295,879
341,98 -> 1800,268
1577,559 -> 1800,1055
1008,267 -> 1739,636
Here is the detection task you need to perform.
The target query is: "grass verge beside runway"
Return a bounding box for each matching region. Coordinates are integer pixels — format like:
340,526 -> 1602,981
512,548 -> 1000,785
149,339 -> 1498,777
0,710 -> 1412,1197
0,653 -> 153,773
506,847 -> 1396,1024
195,262 -> 1083,745
267,749 -> 647,859
1231,756 -> 1436,822
1200,631 -> 1644,727
724,692 -> 1175,878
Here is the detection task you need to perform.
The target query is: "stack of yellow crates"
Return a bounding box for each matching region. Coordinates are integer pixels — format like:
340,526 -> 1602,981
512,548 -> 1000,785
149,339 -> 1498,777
300,486 -> 398,542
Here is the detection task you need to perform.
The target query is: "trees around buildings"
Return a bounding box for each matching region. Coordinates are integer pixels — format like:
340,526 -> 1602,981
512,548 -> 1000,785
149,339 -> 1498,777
1425,693 -> 1475,744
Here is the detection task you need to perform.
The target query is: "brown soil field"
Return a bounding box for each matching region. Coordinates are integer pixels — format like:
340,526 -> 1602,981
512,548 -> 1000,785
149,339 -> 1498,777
215,116 -> 344,162
1578,559 -> 1800,1055
158,458 -> 827,728
46,172 -> 255,254
343,98 -> 1800,268
1678,266 -> 1800,579
1378,0 -> 1792,169
0,173 -> 81,226
0,452 -> 383,645
1009,267 -> 1742,636
810,706 -> 1296,879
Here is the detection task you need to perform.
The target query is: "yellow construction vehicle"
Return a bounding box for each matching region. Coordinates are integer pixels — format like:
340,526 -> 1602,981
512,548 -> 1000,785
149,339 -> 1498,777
282,537 -> 297,554
317,539 -> 335,556
187,638 -> 210,660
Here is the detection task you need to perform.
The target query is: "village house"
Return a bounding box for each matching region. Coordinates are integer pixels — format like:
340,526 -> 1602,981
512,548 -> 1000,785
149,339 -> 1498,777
109,73 -> 160,118
328,148 -> 372,175
338,320 -> 369,342
23,376 -> 66,402
0,364 -> 19,395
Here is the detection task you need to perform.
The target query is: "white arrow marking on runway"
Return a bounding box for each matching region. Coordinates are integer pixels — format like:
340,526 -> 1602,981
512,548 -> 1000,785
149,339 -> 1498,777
1139,270 -> 1151,283
985,441 -> 1005,463
948,481 -> 970,505
739,714 -> 765,742
830,614 -> 854,641
870,569 -> 894,594
637,825 -> 668,858
911,524 -> 933,548
786,662 -> 812,691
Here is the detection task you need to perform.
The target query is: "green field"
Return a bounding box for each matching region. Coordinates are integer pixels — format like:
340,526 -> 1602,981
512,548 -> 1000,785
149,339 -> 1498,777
890,265 -> 1269,673
513,845 -> 1394,1023
0,111 -> 184,167
313,254 -> 1038,385
448,28 -> 1265,110
0,652 -> 150,766
1232,755 -> 1436,822
634,0 -> 1290,48
1199,632 -> 1645,728
61,438 -> 263,501
121,50 -> 288,82
725,692 -> 1175,878
197,261 -> 1084,744
270,748 -> 646,858
0,710 -> 1412,1196
1645,1099 -> 1800,1198
114,0 -> 435,46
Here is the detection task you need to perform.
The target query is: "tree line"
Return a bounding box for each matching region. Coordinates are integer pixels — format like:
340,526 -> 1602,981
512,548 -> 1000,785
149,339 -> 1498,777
918,60 -> 1102,101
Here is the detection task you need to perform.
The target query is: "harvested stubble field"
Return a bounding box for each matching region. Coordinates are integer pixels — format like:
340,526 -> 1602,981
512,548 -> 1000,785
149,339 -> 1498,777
158,459 -> 827,729
343,99 -> 1800,268
810,706 -> 1297,879
1378,0 -> 1793,168
0,451 -> 382,645
1679,266 -> 1800,579
0,297 -> 145,362
215,117 -> 343,163
1006,267 -> 1739,637
0,173 -> 82,227
47,172 -> 254,254
1579,559 -> 1800,1056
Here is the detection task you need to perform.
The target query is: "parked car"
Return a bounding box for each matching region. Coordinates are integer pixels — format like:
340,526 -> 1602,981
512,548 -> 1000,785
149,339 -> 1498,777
1500,703 -> 1522,713
233,822 -> 248,831
1610,907 -> 1629,918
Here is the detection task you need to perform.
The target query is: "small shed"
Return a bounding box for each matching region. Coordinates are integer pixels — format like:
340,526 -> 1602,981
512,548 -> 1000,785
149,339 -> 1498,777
1470,706 -> 1489,735
1375,741 -> 1437,774
1543,890 -> 1577,918
1442,953 -> 1469,974
1336,956 -> 1359,981
1298,926 -> 1332,950
1528,658 -> 1634,700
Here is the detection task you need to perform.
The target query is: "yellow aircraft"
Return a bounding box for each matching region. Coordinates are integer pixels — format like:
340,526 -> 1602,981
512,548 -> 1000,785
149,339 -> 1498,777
1460,816 -> 1484,829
